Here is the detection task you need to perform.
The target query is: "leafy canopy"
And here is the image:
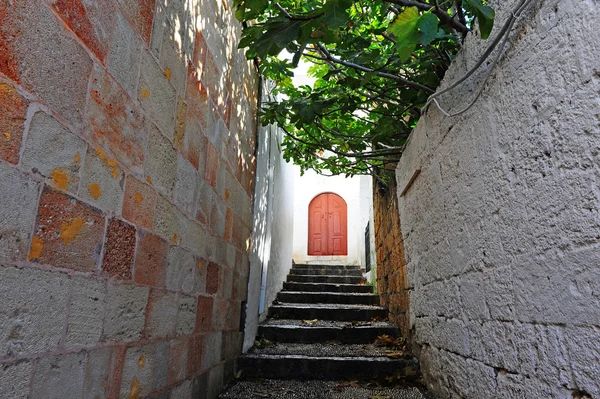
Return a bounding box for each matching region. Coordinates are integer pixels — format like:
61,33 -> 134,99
235,0 -> 495,179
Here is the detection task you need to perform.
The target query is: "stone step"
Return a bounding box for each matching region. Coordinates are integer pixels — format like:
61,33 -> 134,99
283,282 -> 373,293
292,264 -> 362,272
241,342 -> 417,380
258,319 -> 399,344
219,379 -> 427,399
277,291 -> 379,305
268,303 -> 387,321
286,274 -> 364,284
289,268 -> 363,276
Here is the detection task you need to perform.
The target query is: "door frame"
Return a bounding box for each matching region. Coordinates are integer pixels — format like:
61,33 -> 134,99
307,192 -> 348,256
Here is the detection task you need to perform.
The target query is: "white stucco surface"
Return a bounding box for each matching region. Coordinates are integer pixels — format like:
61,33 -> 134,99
245,96 -> 295,352
396,0 -> 600,397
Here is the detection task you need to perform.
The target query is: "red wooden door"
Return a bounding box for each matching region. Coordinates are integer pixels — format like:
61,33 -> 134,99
308,193 -> 347,256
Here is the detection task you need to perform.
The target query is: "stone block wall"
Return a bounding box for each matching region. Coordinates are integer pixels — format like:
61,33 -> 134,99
395,0 -> 600,397
0,0 -> 257,398
373,177 -> 409,336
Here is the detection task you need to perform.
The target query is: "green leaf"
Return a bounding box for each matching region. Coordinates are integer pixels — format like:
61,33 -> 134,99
322,0 -> 353,29
464,0 -> 496,39
387,7 -> 420,61
417,13 -> 439,46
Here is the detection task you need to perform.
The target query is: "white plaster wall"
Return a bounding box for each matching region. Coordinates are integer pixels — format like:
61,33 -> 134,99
396,0 -> 600,397
244,92 -> 295,351
292,170 -> 371,266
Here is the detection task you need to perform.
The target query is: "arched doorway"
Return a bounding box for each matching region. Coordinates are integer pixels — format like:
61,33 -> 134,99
308,193 -> 347,256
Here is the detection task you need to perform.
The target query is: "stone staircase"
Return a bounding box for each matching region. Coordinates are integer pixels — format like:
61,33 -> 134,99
220,264 -> 426,398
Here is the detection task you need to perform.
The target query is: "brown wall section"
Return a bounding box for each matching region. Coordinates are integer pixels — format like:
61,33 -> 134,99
0,0 -> 258,398
373,177 -> 410,336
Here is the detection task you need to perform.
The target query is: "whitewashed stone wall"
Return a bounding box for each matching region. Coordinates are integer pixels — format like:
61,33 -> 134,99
396,0 -> 600,397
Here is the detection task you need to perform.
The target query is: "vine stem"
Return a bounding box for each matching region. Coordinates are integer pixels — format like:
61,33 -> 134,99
423,0 -> 534,116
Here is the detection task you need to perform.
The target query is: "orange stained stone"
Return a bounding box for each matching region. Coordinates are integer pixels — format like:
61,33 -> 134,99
60,217 -> 86,244
172,233 -> 178,244
28,236 -> 44,261
73,152 -> 81,164
137,354 -> 145,368
146,176 -> 153,185
3,131 -> 10,142
51,168 -> 70,190
89,183 -> 102,199
134,192 -> 143,204
164,67 -> 171,81
129,377 -> 141,399
140,88 -> 150,98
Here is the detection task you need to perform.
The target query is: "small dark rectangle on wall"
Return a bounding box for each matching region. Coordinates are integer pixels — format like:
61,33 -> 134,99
239,301 -> 247,332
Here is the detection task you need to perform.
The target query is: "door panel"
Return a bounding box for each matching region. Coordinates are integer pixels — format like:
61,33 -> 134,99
308,193 -> 347,256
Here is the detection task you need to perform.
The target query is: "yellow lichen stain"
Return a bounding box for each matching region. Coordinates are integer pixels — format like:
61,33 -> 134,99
28,236 -> 44,261
164,67 -> 171,81
137,354 -> 145,368
60,217 -> 86,244
51,168 -> 70,190
95,148 -> 119,179
146,176 -> 153,185
73,152 -> 81,165
197,259 -> 205,271
3,131 -> 10,142
225,189 -> 230,200
172,233 -> 178,244
179,236 -> 182,245
129,377 -> 141,399
89,183 -> 102,199
140,88 -> 150,99
134,192 -> 143,204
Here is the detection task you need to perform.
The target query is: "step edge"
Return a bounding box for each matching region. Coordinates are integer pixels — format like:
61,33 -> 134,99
242,353 -> 415,362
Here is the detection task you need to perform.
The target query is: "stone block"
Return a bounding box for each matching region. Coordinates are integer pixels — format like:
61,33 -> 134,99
123,175 -> 158,229
183,114 -> 207,172
566,325 -> 600,395
186,334 -> 204,376
85,64 -> 147,175
0,360 -> 32,399
176,294 -> 197,336
103,282 -> 149,342
166,246 -> 206,294
459,272 -> 491,321
205,142 -> 220,189
209,197 -> 226,239
144,289 -> 177,339
159,32 -> 188,95
154,340 -> 170,391
47,0 -> 117,63
0,162 -> 40,261
0,82 -> 28,164
206,262 -> 220,295
191,372 -> 209,399
168,338 -> 188,384
107,12 -> 142,98
467,321 -> 518,372
30,353 -> 85,399
138,50 -> 177,139
212,298 -> 227,332
195,295 -> 213,333
32,187 -> 105,271
174,154 -> 200,215
21,111 -> 87,193
0,266 -> 70,357
195,180 -> 214,226
173,97 -> 188,150
119,343 -> 156,399
145,124 -> 177,197
221,266 -> 233,299
84,347 -> 119,399
119,0 -> 156,43
102,218 -> 137,280
207,363 -> 224,399
0,0 -> 92,128
65,276 -> 106,348
221,331 -> 242,361
170,379 -> 193,399
483,267 -> 515,321
79,147 -> 125,213
134,230 -> 169,287
225,300 -> 241,332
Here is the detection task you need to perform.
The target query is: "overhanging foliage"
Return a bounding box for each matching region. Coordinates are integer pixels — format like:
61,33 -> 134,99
235,0 -> 496,179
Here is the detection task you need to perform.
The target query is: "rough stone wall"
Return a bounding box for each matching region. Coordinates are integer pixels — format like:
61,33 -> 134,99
373,177 -> 409,336
395,0 -> 600,397
0,0 -> 257,398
